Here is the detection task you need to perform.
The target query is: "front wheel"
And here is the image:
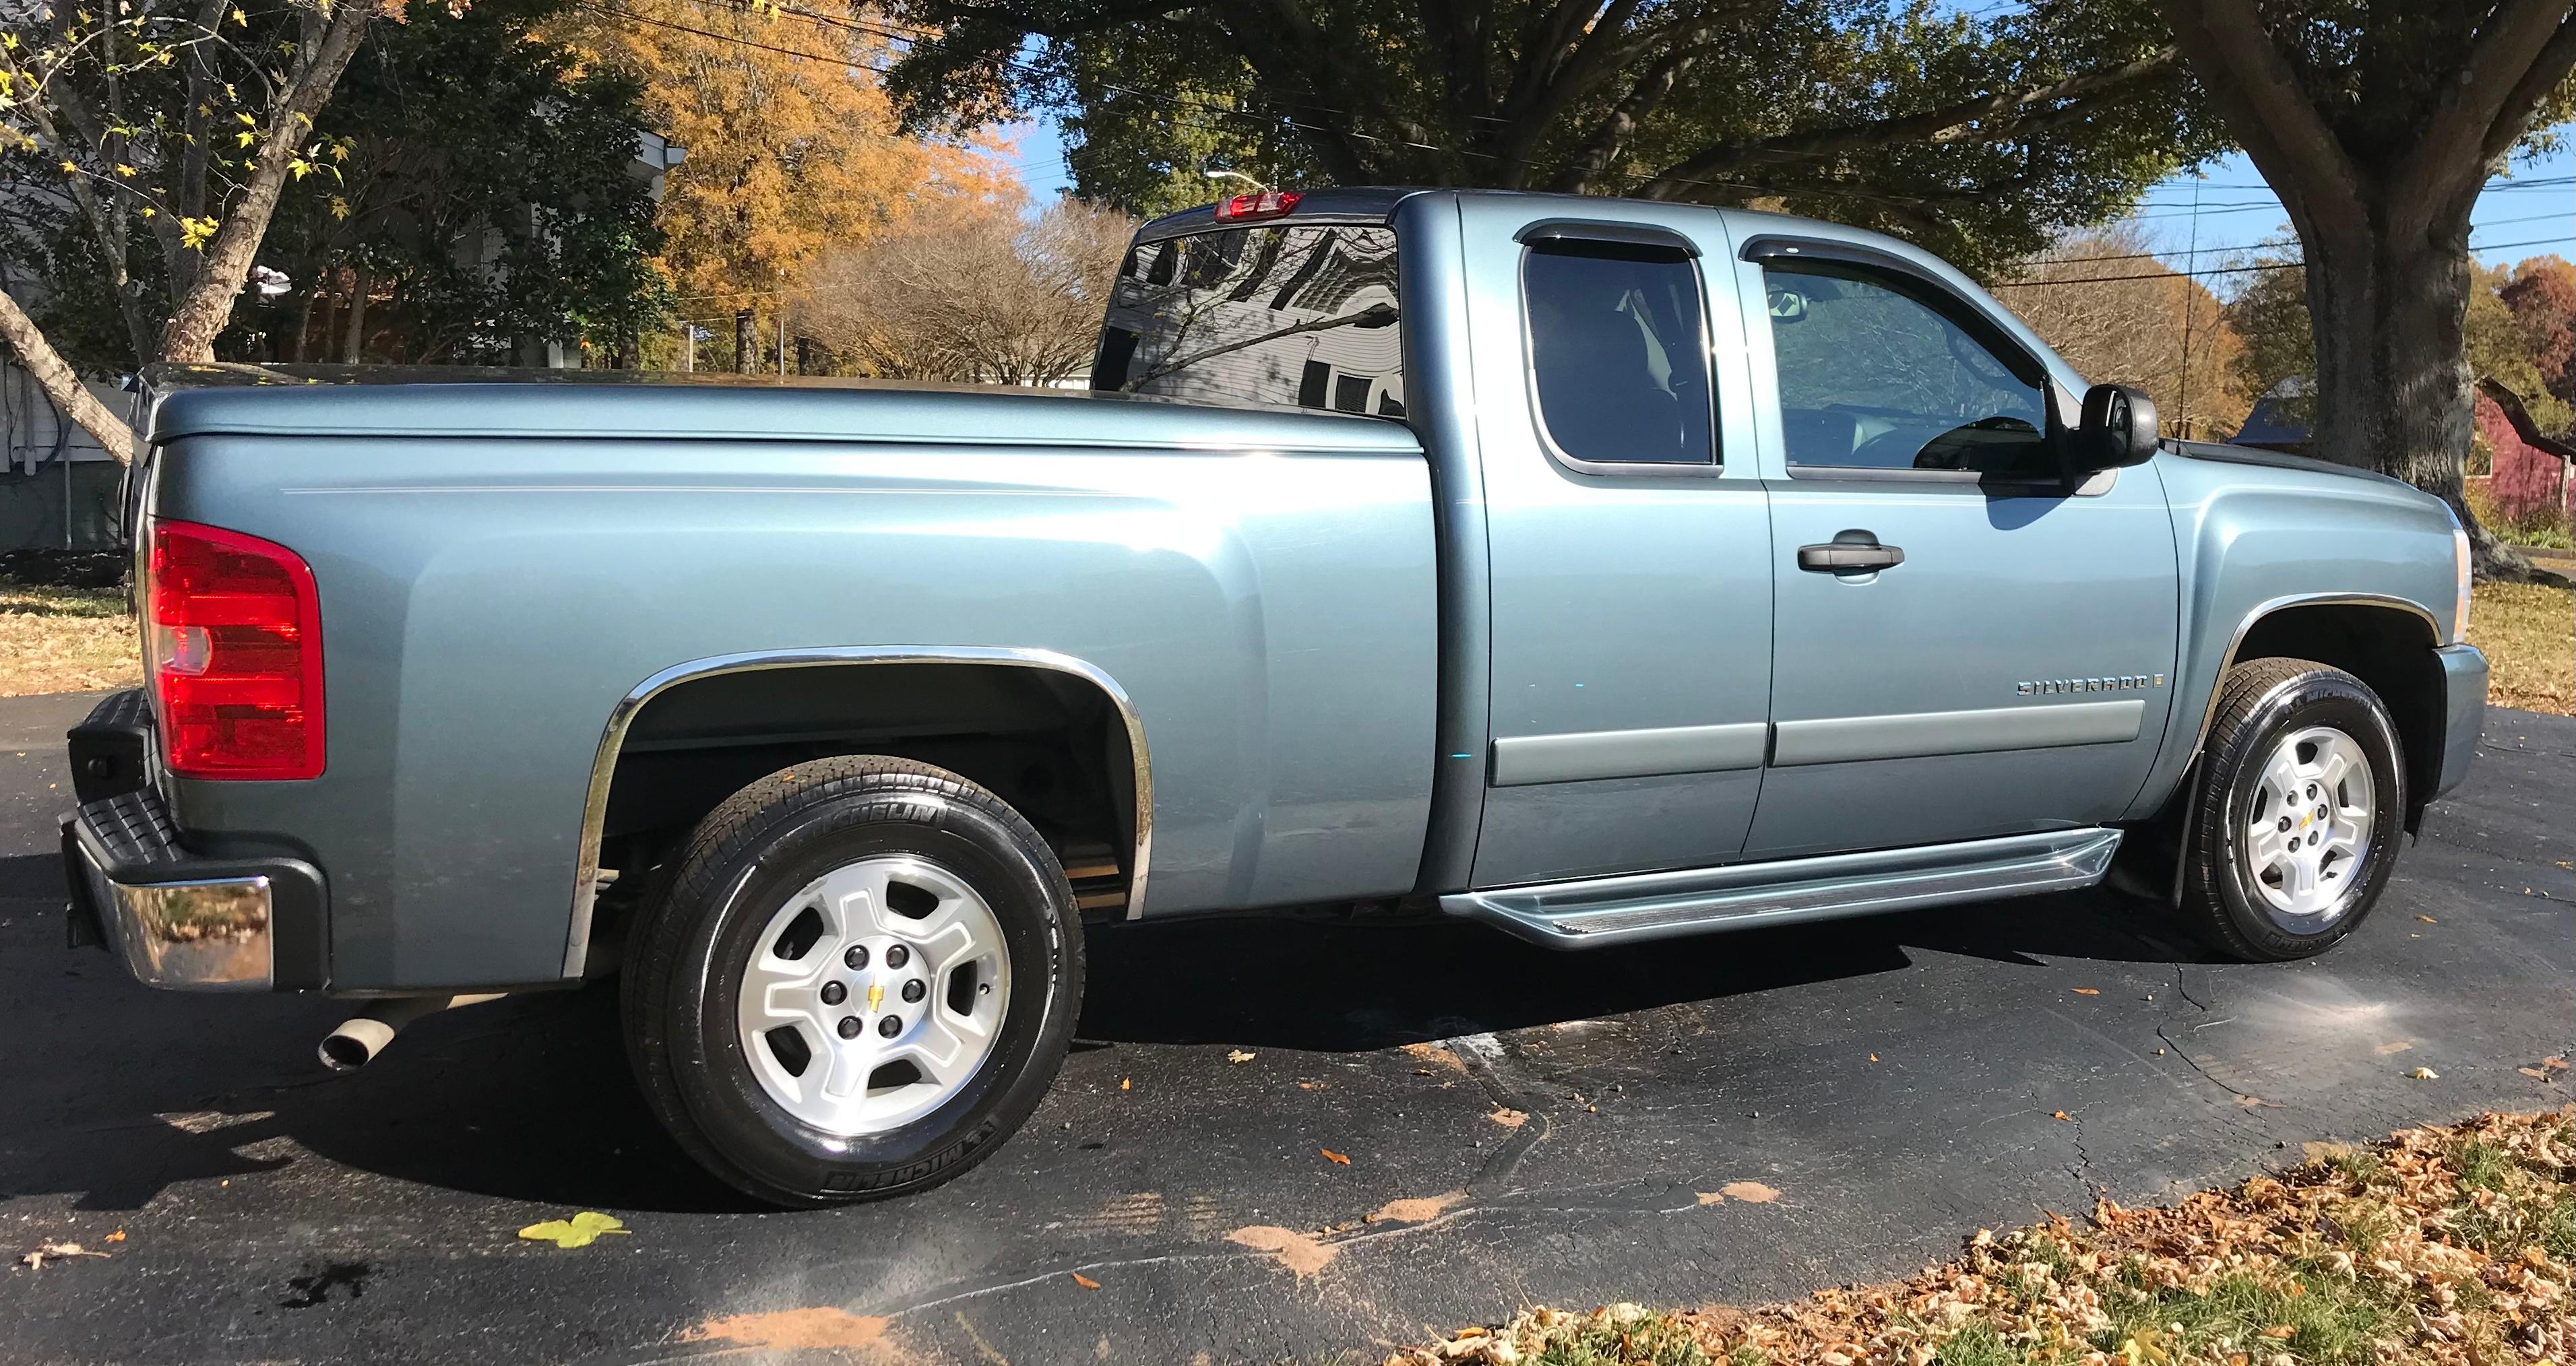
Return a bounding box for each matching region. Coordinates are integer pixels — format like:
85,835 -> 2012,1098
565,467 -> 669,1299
2178,658 -> 2406,962
623,756 -> 1083,1206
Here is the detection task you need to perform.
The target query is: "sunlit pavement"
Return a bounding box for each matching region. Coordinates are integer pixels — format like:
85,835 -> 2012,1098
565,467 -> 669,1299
1,690 -> 2568,1365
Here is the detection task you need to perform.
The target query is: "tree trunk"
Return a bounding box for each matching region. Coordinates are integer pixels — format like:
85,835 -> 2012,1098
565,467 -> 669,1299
2303,222 -> 2555,583
341,267 -> 370,364
734,309 -> 754,375
0,288 -> 134,463
156,0 -> 381,362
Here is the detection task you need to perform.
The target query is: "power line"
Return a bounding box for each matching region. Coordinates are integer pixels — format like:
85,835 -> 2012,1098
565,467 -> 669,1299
2021,209 -> 2575,271
1990,234 -> 2572,288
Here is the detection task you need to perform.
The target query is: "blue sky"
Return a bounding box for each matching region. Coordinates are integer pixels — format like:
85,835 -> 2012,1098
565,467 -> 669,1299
995,61 -> 2573,284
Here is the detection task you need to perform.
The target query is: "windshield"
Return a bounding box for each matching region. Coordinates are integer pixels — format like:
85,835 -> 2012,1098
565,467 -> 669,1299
1090,224 -> 1404,417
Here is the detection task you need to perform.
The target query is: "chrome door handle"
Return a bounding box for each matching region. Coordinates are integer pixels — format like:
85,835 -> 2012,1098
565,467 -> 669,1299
1796,538 -> 1904,572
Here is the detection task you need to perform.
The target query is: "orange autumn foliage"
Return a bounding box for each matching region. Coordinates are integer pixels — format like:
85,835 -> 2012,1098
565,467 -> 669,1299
542,0 -> 1010,335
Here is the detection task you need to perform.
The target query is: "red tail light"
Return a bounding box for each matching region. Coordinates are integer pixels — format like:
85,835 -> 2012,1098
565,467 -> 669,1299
146,519 -> 324,779
1213,189 -> 1302,223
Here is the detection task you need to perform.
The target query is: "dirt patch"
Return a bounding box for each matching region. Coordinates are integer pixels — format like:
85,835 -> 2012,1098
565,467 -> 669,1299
1402,1041 -> 1466,1073
1368,1192 -> 1466,1225
680,1307 -> 891,1353
1227,1225 -> 1337,1278
1486,1107 -> 1526,1129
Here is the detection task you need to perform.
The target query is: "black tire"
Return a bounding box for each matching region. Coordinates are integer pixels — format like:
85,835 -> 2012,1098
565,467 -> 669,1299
2178,657 -> 2406,962
622,756 -> 1083,1206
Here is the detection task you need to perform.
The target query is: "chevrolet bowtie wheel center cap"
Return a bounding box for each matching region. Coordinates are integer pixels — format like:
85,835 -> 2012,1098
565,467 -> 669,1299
736,855 -> 1013,1137
2240,725 -> 2375,925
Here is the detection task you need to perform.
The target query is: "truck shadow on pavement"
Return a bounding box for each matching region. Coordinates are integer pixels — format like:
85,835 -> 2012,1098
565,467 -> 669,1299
3,821 -> 2210,1214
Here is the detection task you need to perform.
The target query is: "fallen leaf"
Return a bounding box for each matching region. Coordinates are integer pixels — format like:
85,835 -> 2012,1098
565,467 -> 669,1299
1868,1053 -> 1879,1062
1070,1272 -> 1101,1289
2416,915 -> 2437,923
518,1211 -> 630,1248
2519,1068 -> 2549,1080
2071,988 -> 2100,996
2408,1067 -> 2439,1080
1226,1049 -> 1255,1065
102,1231 -> 125,1243
2261,1326 -> 2296,1338
20,1241 -> 110,1269
2544,1056 -> 2568,1071
1719,1181 -> 1780,1204
2053,1111 -> 2073,1121
1298,1081 -> 1324,1091
1488,1107 -> 1527,1130
1320,1148 -> 1351,1165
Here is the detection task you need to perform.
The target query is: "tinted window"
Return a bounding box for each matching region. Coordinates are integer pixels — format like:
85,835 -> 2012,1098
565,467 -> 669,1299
1763,261 -> 2050,476
1523,242 -> 1713,465
1092,225 -> 1402,416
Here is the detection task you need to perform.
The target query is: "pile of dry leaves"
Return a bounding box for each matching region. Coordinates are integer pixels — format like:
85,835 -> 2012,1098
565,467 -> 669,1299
1387,1106 -> 2573,1366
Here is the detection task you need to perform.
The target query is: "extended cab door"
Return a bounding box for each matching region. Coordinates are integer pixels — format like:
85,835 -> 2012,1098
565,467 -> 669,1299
1456,199 -> 1773,886
1726,232 -> 2180,859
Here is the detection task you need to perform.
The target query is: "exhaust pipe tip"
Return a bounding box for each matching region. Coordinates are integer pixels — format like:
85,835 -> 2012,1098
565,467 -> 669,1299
319,1016 -> 398,1070
316,993 -> 505,1072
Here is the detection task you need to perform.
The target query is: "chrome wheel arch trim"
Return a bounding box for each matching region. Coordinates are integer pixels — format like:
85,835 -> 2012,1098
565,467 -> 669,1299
561,645 -> 1154,979
2182,592 -> 2439,770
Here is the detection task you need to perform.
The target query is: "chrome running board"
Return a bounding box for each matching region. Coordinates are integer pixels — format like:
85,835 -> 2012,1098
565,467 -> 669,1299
1440,828 -> 2123,950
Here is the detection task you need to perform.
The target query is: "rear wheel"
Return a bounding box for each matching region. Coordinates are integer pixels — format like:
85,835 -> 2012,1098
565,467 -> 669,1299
2178,658 -> 2404,962
623,756 -> 1082,1206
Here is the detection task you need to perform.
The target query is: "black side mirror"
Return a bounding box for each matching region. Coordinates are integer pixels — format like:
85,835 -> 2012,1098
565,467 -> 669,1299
2075,383 -> 2160,474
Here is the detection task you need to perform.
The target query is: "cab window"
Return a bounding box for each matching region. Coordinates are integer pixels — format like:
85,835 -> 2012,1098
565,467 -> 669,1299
1522,240 -> 1714,465
1763,260 -> 2050,478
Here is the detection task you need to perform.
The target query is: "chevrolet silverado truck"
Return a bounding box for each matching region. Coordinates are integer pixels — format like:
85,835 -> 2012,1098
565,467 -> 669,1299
63,187 -> 2488,1205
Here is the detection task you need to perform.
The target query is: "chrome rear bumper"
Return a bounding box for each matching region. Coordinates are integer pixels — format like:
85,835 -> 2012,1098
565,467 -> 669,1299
61,693 -> 327,991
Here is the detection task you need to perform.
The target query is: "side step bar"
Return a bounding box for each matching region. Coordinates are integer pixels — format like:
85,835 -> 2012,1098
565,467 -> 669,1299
1439,828 -> 2123,950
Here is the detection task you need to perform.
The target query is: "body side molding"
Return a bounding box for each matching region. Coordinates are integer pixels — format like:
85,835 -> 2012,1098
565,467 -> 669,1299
1772,698 -> 2144,767
1490,721 -> 1767,786
562,646 -> 1154,978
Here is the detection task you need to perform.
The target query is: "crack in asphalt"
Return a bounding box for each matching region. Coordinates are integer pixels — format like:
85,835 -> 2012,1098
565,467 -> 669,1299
1444,1031 -> 1556,1196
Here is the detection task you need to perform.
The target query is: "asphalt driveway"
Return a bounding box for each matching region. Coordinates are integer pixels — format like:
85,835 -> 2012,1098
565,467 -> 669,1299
1,690 -> 2568,1364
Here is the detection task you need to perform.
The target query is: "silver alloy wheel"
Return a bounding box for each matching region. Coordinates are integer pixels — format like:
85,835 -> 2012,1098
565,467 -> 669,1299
735,855 -> 1011,1136
2240,723 -> 2375,924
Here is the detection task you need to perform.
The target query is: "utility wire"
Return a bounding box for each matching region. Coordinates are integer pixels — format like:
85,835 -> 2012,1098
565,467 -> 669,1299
1989,234 -> 2572,288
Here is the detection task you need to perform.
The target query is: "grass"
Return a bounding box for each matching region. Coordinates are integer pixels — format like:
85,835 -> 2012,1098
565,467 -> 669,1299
0,582 -> 141,697
2463,479 -> 2573,552
2467,579 -> 2574,715
1387,1107 -> 2575,1366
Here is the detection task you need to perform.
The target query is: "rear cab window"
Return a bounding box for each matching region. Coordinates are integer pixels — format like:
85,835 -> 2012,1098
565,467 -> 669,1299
1092,225 -> 1404,416
1522,239 -> 1715,466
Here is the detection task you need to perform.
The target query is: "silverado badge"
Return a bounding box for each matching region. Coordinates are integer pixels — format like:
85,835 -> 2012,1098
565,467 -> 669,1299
2017,674 -> 2166,696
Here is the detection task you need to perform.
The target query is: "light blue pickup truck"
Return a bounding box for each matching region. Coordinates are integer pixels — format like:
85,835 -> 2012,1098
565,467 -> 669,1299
63,187 -> 2487,1204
